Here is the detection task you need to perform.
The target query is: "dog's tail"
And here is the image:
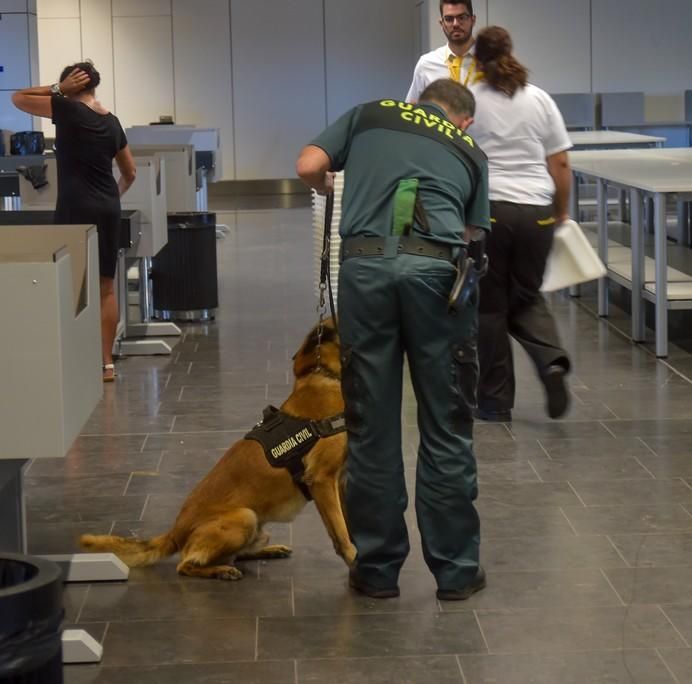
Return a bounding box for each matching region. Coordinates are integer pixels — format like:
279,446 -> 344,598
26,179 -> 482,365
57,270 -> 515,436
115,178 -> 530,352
79,532 -> 177,567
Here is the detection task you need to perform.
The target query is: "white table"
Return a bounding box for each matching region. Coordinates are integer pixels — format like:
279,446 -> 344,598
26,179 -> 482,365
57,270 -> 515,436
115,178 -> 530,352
569,130 -> 665,149
569,131 -> 666,222
569,148 -> 692,357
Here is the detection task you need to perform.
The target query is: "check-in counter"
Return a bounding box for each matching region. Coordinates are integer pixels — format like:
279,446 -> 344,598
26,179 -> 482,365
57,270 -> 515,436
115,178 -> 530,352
0,224 -> 101,463
0,209 -> 141,250
121,153 -> 167,259
131,144 -> 196,212
126,125 -> 222,210
0,224 -> 128,663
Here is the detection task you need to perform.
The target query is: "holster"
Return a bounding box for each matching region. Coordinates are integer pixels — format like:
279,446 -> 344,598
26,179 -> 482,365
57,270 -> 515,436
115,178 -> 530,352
448,240 -> 488,313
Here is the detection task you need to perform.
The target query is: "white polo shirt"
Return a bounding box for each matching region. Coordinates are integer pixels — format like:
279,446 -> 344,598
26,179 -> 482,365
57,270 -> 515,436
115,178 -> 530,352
406,44 -> 482,103
467,82 -> 572,206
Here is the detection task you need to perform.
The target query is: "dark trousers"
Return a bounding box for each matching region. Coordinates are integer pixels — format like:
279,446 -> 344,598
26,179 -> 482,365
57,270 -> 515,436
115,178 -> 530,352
338,250 -> 480,591
478,201 -> 570,412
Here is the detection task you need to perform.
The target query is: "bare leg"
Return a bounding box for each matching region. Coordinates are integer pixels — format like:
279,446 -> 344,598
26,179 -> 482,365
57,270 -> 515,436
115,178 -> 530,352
100,276 -> 118,379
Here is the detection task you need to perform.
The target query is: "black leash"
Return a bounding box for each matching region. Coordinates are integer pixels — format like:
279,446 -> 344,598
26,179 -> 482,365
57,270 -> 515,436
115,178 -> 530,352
318,190 -> 338,328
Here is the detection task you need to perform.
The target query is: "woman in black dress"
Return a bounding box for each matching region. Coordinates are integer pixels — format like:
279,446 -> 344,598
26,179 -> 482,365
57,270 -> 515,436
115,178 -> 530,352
13,62 -> 136,382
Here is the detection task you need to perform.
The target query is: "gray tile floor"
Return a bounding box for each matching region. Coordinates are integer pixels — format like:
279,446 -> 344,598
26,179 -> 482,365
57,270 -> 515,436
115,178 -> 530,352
24,202 -> 692,683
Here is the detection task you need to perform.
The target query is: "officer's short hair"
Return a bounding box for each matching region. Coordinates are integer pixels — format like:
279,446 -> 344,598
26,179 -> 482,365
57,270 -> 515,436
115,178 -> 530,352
419,79 -> 476,118
439,0 -> 473,16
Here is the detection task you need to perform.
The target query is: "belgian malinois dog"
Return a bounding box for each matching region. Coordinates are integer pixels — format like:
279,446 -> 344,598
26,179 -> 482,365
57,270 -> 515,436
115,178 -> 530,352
80,319 -> 355,579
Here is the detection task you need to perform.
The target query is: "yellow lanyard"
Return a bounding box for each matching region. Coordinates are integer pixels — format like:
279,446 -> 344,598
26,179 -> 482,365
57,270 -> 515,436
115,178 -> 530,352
448,54 -> 477,86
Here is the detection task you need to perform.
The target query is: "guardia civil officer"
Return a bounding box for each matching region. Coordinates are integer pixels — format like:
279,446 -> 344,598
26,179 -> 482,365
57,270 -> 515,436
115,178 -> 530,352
466,26 -> 572,422
296,79 -> 490,600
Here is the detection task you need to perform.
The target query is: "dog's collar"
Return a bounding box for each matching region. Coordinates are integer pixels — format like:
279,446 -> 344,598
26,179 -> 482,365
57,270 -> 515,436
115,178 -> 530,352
310,366 -> 341,381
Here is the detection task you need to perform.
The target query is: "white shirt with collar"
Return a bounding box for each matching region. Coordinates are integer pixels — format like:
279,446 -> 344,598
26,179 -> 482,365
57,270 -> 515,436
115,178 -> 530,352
466,82 -> 573,206
406,44 -> 480,103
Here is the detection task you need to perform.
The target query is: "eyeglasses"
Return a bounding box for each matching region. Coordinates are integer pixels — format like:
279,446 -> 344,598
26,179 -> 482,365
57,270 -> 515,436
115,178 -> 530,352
442,13 -> 471,25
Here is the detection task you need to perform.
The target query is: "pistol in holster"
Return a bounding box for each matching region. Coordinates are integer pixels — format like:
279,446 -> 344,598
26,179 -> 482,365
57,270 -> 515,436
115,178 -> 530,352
448,239 -> 488,313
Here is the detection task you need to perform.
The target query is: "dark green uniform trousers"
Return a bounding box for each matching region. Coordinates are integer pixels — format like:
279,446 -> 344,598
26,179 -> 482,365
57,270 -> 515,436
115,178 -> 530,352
338,248 -> 481,591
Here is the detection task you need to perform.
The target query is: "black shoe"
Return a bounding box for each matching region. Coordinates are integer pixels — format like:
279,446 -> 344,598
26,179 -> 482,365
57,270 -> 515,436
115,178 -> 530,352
349,570 -> 400,599
474,408 -> 512,422
543,364 -> 569,419
436,566 -> 486,601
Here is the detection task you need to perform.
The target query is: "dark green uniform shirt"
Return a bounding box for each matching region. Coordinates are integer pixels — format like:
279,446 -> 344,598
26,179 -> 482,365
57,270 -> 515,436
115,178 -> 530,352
310,100 -> 490,246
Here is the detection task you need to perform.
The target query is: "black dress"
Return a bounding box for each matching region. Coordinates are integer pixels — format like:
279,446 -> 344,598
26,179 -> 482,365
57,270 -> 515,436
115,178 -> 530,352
51,94 -> 127,278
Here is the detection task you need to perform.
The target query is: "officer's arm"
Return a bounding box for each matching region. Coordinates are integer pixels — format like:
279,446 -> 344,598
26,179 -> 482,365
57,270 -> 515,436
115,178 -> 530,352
546,150 -> 571,224
296,145 -> 335,195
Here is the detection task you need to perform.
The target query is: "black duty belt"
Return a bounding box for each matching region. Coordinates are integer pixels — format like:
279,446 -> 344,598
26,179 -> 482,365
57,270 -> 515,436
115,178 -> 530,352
245,406 -> 346,501
340,235 -> 459,263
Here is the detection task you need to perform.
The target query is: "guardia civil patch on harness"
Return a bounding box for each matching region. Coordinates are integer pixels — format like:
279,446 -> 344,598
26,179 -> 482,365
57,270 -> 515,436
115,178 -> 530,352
245,406 -> 320,469
244,406 -> 346,501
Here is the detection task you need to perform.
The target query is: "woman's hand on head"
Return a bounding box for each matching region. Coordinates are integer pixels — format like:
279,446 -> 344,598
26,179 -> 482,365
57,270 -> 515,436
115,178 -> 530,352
59,68 -> 91,96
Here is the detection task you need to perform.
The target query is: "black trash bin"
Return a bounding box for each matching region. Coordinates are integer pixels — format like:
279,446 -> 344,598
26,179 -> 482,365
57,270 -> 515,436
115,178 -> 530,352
152,212 -> 218,321
0,554 -> 64,684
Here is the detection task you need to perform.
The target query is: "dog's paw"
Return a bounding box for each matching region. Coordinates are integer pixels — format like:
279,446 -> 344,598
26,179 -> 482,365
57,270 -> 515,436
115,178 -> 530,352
342,543 -> 357,567
214,565 -> 243,580
265,545 -> 293,558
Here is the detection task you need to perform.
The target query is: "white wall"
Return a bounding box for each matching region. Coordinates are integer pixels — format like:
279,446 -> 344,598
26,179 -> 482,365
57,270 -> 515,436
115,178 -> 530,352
592,0 -> 692,94
33,0 -> 419,180
418,0 -> 692,95
26,0 -> 692,179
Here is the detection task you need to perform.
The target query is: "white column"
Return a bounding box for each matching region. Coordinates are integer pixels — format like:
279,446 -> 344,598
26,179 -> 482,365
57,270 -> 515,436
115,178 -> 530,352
0,1 -> 39,134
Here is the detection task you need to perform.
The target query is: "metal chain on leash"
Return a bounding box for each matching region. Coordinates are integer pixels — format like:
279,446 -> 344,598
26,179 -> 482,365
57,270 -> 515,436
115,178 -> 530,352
315,191 -> 336,371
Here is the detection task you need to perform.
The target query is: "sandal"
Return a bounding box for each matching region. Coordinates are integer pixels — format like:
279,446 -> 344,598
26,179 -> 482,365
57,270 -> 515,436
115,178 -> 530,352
103,363 -> 116,382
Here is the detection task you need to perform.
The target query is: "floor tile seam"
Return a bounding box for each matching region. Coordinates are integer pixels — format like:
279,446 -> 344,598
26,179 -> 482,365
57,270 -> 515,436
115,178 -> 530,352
598,568 -> 628,607
637,437 -> 660,458
121,472 -> 135,496
605,535 -> 633,569
454,654 -> 468,683
557,507 -> 580,536
74,657 -> 296,670
565,481 -> 588,508
601,404 -> 622,420
535,439 -> 553,460
630,453 -> 660,480
598,420 -> 617,439
455,641 -> 679,657
560,502 -> 691,511
658,605 -> 692,648
168,415 -> 177,434
654,648 -> 683,684
525,460 -> 545,483
138,494 -> 150,522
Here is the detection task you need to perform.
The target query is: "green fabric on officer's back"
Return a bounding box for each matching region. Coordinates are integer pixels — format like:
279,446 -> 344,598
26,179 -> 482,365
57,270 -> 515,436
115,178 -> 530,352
391,179 -> 419,236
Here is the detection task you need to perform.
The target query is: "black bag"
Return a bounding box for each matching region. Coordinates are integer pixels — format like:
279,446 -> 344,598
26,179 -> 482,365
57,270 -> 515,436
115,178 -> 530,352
10,131 -> 45,156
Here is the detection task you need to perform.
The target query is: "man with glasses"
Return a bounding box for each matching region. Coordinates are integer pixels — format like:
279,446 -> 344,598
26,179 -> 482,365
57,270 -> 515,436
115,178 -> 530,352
407,1 -> 481,103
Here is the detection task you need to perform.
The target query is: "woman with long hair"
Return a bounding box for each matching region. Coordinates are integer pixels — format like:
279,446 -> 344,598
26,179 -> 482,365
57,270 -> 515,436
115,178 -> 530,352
13,62 -> 136,382
468,26 -> 572,422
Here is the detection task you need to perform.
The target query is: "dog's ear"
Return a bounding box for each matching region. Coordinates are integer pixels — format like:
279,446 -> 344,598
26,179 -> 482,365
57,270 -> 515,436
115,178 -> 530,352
293,318 -> 340,377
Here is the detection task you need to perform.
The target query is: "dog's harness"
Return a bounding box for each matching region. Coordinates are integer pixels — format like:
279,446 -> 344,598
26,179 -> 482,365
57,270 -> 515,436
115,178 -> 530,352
244,405 -> 346,501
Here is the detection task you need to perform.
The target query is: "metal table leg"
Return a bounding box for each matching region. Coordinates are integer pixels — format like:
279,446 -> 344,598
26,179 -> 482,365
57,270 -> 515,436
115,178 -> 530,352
597,179 -> 609,317
630,189 -> 645,342
654,192 -> 669,357
677,201 -> 690,246
569,173 -> 581,297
